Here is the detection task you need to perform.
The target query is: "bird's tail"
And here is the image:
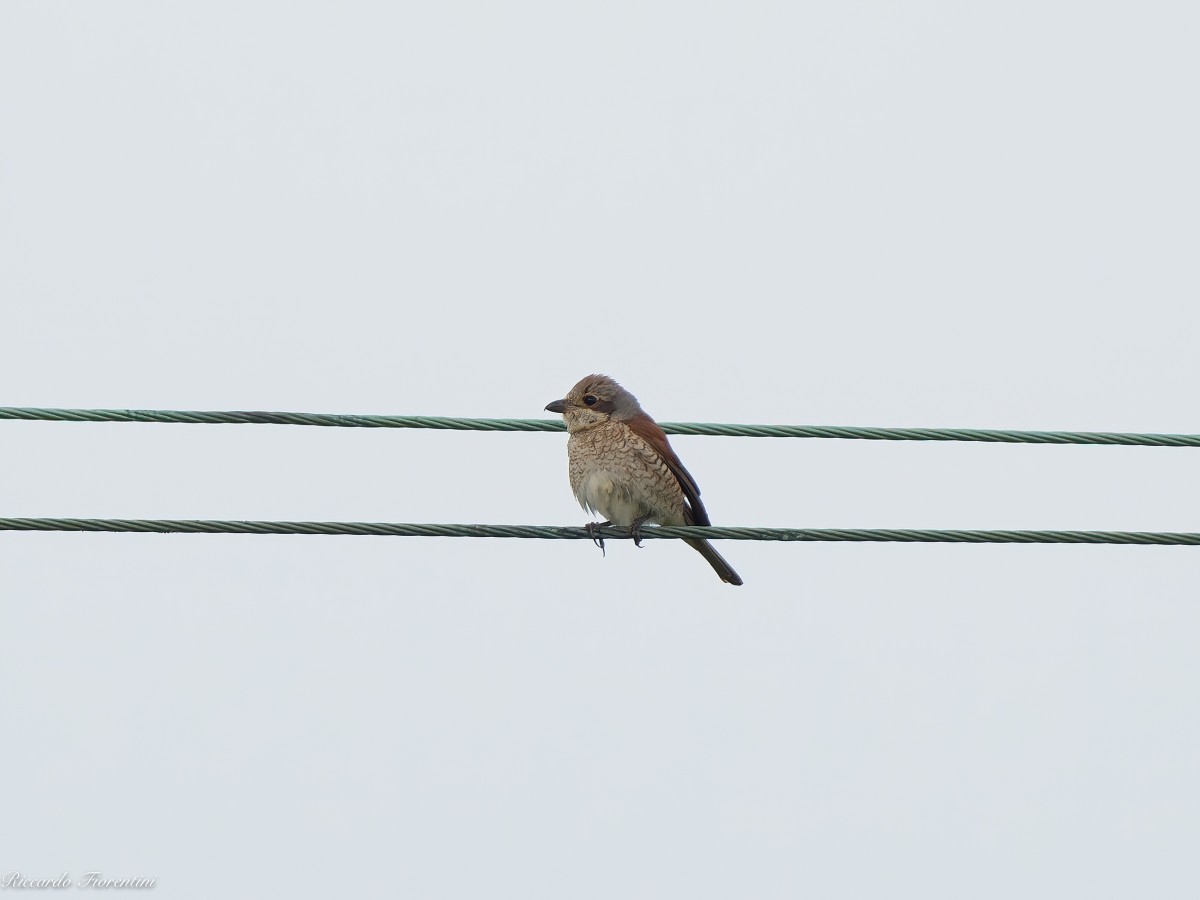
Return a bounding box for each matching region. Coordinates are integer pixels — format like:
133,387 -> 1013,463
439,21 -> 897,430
684,537 -> 744,586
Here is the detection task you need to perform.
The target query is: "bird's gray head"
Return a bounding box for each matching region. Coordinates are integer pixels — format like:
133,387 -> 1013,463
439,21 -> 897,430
545,374 -> 644,433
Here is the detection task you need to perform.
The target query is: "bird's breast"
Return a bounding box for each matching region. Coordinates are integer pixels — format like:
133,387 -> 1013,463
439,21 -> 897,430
565,424 -> 685,526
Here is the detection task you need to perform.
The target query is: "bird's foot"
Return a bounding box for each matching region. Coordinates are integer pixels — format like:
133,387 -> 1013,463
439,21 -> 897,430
629,515 -> 652,548
585,521 -> 612,556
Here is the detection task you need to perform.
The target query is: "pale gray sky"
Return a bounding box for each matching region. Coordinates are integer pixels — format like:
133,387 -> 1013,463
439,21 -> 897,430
2,2 -> 1198,897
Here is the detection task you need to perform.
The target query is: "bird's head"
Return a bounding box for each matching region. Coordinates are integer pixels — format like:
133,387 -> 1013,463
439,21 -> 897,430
545,374 -> 643,433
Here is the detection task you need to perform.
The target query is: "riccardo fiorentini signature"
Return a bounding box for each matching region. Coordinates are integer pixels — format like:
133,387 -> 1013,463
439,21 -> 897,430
1,872 -> 156,889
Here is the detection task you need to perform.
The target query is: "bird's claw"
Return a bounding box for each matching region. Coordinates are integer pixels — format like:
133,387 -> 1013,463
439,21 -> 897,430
585,521 -> 611,556
629,515 -> 651,548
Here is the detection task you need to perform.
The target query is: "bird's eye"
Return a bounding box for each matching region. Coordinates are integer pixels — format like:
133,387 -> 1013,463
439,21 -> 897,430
583,395 -> 598,406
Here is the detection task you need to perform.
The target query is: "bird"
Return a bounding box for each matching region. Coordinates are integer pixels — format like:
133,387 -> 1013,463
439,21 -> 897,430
545,374 -> 743,586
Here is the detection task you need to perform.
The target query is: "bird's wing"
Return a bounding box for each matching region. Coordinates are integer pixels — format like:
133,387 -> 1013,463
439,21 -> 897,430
625,413 -> 712,526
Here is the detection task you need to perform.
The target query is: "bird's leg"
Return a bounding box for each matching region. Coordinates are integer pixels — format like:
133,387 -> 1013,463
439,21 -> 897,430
585,520 -> 612,555
629,514 -> 652,548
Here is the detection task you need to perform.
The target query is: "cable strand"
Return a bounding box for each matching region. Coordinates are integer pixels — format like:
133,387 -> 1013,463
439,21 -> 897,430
1,407 -> 1198,447
2,518 -> 1198,545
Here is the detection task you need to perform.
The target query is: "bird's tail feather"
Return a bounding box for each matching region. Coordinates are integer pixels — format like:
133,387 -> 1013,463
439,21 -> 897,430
684,537 -> 744,586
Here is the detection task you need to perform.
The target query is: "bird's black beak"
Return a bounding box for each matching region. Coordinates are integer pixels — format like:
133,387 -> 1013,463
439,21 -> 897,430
545,399 -> 566,414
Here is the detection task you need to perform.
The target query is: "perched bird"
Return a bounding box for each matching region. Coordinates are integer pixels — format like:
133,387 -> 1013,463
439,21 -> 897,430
545,374 -> 743,586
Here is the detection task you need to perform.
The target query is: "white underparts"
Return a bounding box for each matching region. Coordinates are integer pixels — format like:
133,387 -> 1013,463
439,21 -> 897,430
574,469 -> 647,526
